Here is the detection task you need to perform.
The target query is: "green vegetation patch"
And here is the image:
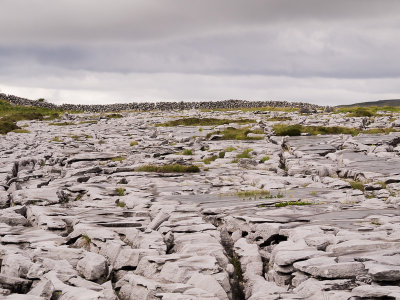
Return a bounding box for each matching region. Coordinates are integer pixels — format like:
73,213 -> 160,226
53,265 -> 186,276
267,116 -> 292,121
260,156 -> 270,163
207,127 -> 264,140
335,106 -> 400,115
273,124 -> 360,136
157,117 -> 256,127
0,99 -> 62,134
272,124 -> 399,136
12,129 -> 31,133
130,141 -> 139,146
0,99 -> 62,118
236,189 -> 284,200
0,120 -> 20,135
81,234 -> 91,245
275,201 -> 312,207
49,122 -> 76,126
51,136 -> 64,142
203,155 -> 218,165
79,120 -> 98,124
136,164 -> 200,173
116,201 -> 126,208
348,180 -> 365,192
111,156 -> 126,162
182,149 -> 193,155
106,113 -> 123,119
225,146 -> 236,152
116,188 -> 126,196
235,149 -> 253,160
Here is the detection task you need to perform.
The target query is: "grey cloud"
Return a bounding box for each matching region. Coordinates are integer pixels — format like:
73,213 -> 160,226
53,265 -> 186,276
1,0 -> 400,44
0,0 -> 399,104
1,23 -> 399,79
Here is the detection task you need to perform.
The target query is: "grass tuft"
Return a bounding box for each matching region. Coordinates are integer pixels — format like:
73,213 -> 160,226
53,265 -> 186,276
348,180 -> 365,192
82,234 -> 91,244
207,127 -> 264,140
116,188 -> 125,196
49,122 -> 75,126
236,189 -> 284,200
182,149 -> 193,155
116,201 -> 126,208
12,129 -> 31,133
225,146 -> 236,152
203,155 -> 218,164
260,156 -> 270,163
111,156 -> 126,162
236,149 -> 253,159
275,201 -> 311,207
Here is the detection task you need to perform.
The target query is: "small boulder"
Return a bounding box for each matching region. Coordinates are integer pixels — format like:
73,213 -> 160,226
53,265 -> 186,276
76,252 -> 108,282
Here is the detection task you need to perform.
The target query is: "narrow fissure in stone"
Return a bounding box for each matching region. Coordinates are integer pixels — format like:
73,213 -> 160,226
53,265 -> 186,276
220,228 -> 246,300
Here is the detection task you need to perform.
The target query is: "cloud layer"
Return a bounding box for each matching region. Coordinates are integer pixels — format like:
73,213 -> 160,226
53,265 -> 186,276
1,0 -> 399,105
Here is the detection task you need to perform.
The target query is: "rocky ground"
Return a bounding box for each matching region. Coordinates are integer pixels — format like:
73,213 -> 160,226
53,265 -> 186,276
1,107 -> 400,299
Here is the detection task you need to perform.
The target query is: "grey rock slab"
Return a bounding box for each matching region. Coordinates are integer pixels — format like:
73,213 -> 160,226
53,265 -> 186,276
352,284 -> 400,299
113,248 -> 158,270
32,246 -> 84,268
11,187 -> 60,205
293,256 -> 366,279
76,252 -> 109,281
0,274 -> 32,294
0,190 -> 9,208
294,278 -> 355,299
1,253 -> 32,278
1,228 -> 65,246
364,261 -> 400,282
27,279 -> 54,299
3,295 -> 44,300
234,238 -> 263,277
0,211 -> 28,226
186,273 -> 228,300
116,273 -> 191,299
327,239 -> 400,255
273,249 -> 325,266
67,152 -> 123,164
246,276 -> 286,300
146,210 -> 170,231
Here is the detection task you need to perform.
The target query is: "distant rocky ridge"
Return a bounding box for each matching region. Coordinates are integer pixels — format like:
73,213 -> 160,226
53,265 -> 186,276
339,99 -> 400,108
0,93 -> 323,112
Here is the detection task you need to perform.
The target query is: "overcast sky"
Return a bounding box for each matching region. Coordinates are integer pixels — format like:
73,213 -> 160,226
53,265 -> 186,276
1,0 -> 399,105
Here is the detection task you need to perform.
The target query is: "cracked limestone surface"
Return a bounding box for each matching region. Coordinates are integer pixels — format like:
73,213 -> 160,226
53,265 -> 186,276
1,105 -> 400,299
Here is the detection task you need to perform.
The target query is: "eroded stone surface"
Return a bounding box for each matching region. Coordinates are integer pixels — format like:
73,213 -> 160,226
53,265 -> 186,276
1,105 -> 400,299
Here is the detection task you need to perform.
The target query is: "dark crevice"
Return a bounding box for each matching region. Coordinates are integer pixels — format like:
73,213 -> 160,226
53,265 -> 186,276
220,229 -> 245,300
119,266 -> 137,271
260,234 -> 288,248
